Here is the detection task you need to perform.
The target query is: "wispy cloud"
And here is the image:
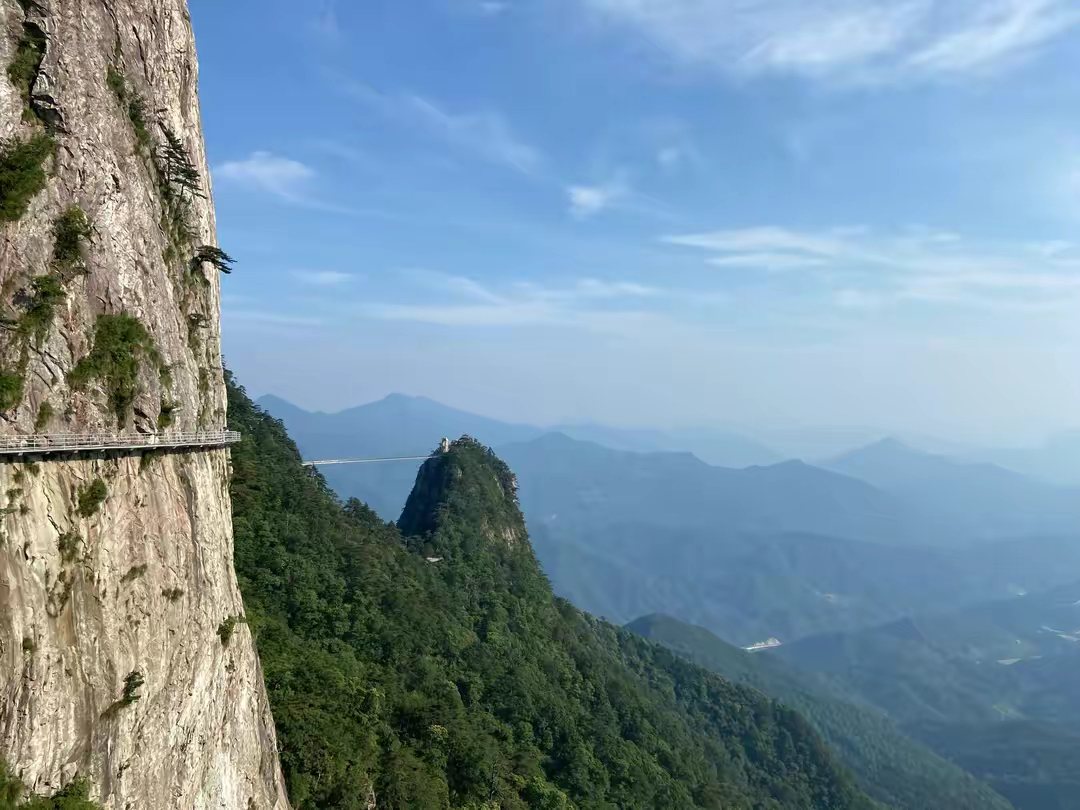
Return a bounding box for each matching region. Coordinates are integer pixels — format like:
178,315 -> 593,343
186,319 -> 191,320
478,1 -> 509,15
579,0 -> 1080,83
708,253 -> 829,271
214,151 -> 395,217
292,270 -> 353,286
224,309 -> 328,336
215,152 -> 314,199
344,81 -> 541,174
667,224 -> 1080,311
567,180 -> 628,218
356,270 -> 675,330
406,96 -> 540,172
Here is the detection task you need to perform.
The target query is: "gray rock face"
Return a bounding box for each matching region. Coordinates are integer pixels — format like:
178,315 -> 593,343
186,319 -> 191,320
0,0 -> 289,807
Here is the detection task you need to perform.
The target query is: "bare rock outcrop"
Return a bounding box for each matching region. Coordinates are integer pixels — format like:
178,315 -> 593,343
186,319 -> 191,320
0,1 -> 289,807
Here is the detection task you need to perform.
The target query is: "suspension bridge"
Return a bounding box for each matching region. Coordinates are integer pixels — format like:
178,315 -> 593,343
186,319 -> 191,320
302,455 -> 429,467
302,438 -> 449,467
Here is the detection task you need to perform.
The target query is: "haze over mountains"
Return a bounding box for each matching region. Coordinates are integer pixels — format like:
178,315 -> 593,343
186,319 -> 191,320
771,581 -> 1080,810
260,392 -> 1080,643
259,390 -> 1080,809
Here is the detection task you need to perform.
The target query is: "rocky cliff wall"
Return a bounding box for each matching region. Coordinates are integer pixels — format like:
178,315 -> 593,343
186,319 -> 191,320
0,0 -> 288,807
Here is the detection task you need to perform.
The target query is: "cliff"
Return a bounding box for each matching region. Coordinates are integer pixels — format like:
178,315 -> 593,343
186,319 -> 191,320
0,1 -> 288,807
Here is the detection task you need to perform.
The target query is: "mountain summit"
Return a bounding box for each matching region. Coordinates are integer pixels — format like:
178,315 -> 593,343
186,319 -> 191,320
231,378 -> 876,809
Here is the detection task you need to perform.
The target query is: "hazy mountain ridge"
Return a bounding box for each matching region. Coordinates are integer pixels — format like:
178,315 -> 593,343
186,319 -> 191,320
628,614 -> 1015,810
825,439 -> 1080,542
771,583 -> 1080,810
232,377 -> 878,809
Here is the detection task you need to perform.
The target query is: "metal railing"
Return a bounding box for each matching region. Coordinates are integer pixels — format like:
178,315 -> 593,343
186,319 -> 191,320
0,430 -> 241,456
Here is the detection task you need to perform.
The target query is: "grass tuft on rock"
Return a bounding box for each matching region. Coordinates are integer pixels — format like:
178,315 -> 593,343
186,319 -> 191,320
52,206 -> 93,276
6,22 -> 46,119
0,134 -> 54,222
68,315 -> 165,426
33,401 -> 53,431
75,479 -> 107,519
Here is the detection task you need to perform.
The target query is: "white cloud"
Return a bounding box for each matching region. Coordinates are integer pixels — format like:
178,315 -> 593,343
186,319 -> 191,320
708,253 -> 829,271
666,224 -> 1080,310
398,95 -> 540,173
567,184 -> 621,218
478,1 -> 508,14
292,270 -> 353,286
657,145 -> 695,170
666,226 -> 851,257
215,152 -> 315,199
578,0 -> 1080,83
358,270 -> 676,330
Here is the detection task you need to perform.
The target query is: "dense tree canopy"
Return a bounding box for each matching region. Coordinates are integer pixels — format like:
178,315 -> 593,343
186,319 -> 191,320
226,371 -> 876,810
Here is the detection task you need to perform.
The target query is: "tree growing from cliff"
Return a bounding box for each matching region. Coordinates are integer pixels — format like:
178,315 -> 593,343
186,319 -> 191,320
158,125 -> 203,203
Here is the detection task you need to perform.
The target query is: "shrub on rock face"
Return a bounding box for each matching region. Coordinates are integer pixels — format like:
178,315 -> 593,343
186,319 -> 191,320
68,315 -> 166,426
0,135 -> 55,222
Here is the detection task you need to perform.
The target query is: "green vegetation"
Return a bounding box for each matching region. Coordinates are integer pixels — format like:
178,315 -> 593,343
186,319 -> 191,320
138,451 -> 160,473
57,530 -> 79,563
629,615 -> 1013,810
0,371 -> 23,412
100,671 -> 145,720
227,371 -> 874,810
156,125 -> 200,259
216,615 -> 244,646
33,402 -> 53,431
191,245 -> 235,276
157,398 -> 177,430
18,275 -> 65,347
773,585 -> 1080,810
0,134 -> 54,222
121,564 -> 147,584
6,22 -> 46,120
51,206 -> 93,276
158,126 -> 203,202
68,315 -> 165,425
0,761 -> 102,810
21,638 -> 34,654
106,66 -> 151,151
75,479 -> 106,519
105,66 -> 125,101
161,587 -> 184,602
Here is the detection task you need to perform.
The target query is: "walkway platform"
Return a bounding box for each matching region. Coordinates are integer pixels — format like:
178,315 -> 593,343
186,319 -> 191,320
0,430 -> 241,459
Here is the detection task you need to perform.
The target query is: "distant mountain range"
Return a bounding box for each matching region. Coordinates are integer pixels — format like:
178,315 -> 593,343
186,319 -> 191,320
629,614 -> 1014,810
964,431 -> 1080,486
260,393 -> 1080,647
770,581 -> 1080,810
258,391 -> 1080,809
825,438 -> 1080,541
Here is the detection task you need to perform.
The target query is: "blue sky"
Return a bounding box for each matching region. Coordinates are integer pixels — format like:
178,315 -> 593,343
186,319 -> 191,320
189,0 -> 1080,443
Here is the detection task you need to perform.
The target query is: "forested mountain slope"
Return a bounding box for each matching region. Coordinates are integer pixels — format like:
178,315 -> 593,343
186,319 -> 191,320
773,585 -> 1080,810
628,615 -> 1014,810
228,373 -> 877,810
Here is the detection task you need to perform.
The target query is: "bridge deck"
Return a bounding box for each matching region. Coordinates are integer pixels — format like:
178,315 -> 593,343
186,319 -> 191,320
0,430 -> 241,458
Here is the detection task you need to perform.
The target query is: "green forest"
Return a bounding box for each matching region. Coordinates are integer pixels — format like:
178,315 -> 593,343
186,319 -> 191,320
226,371 -> 877,810
627,615 -> 1013,810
